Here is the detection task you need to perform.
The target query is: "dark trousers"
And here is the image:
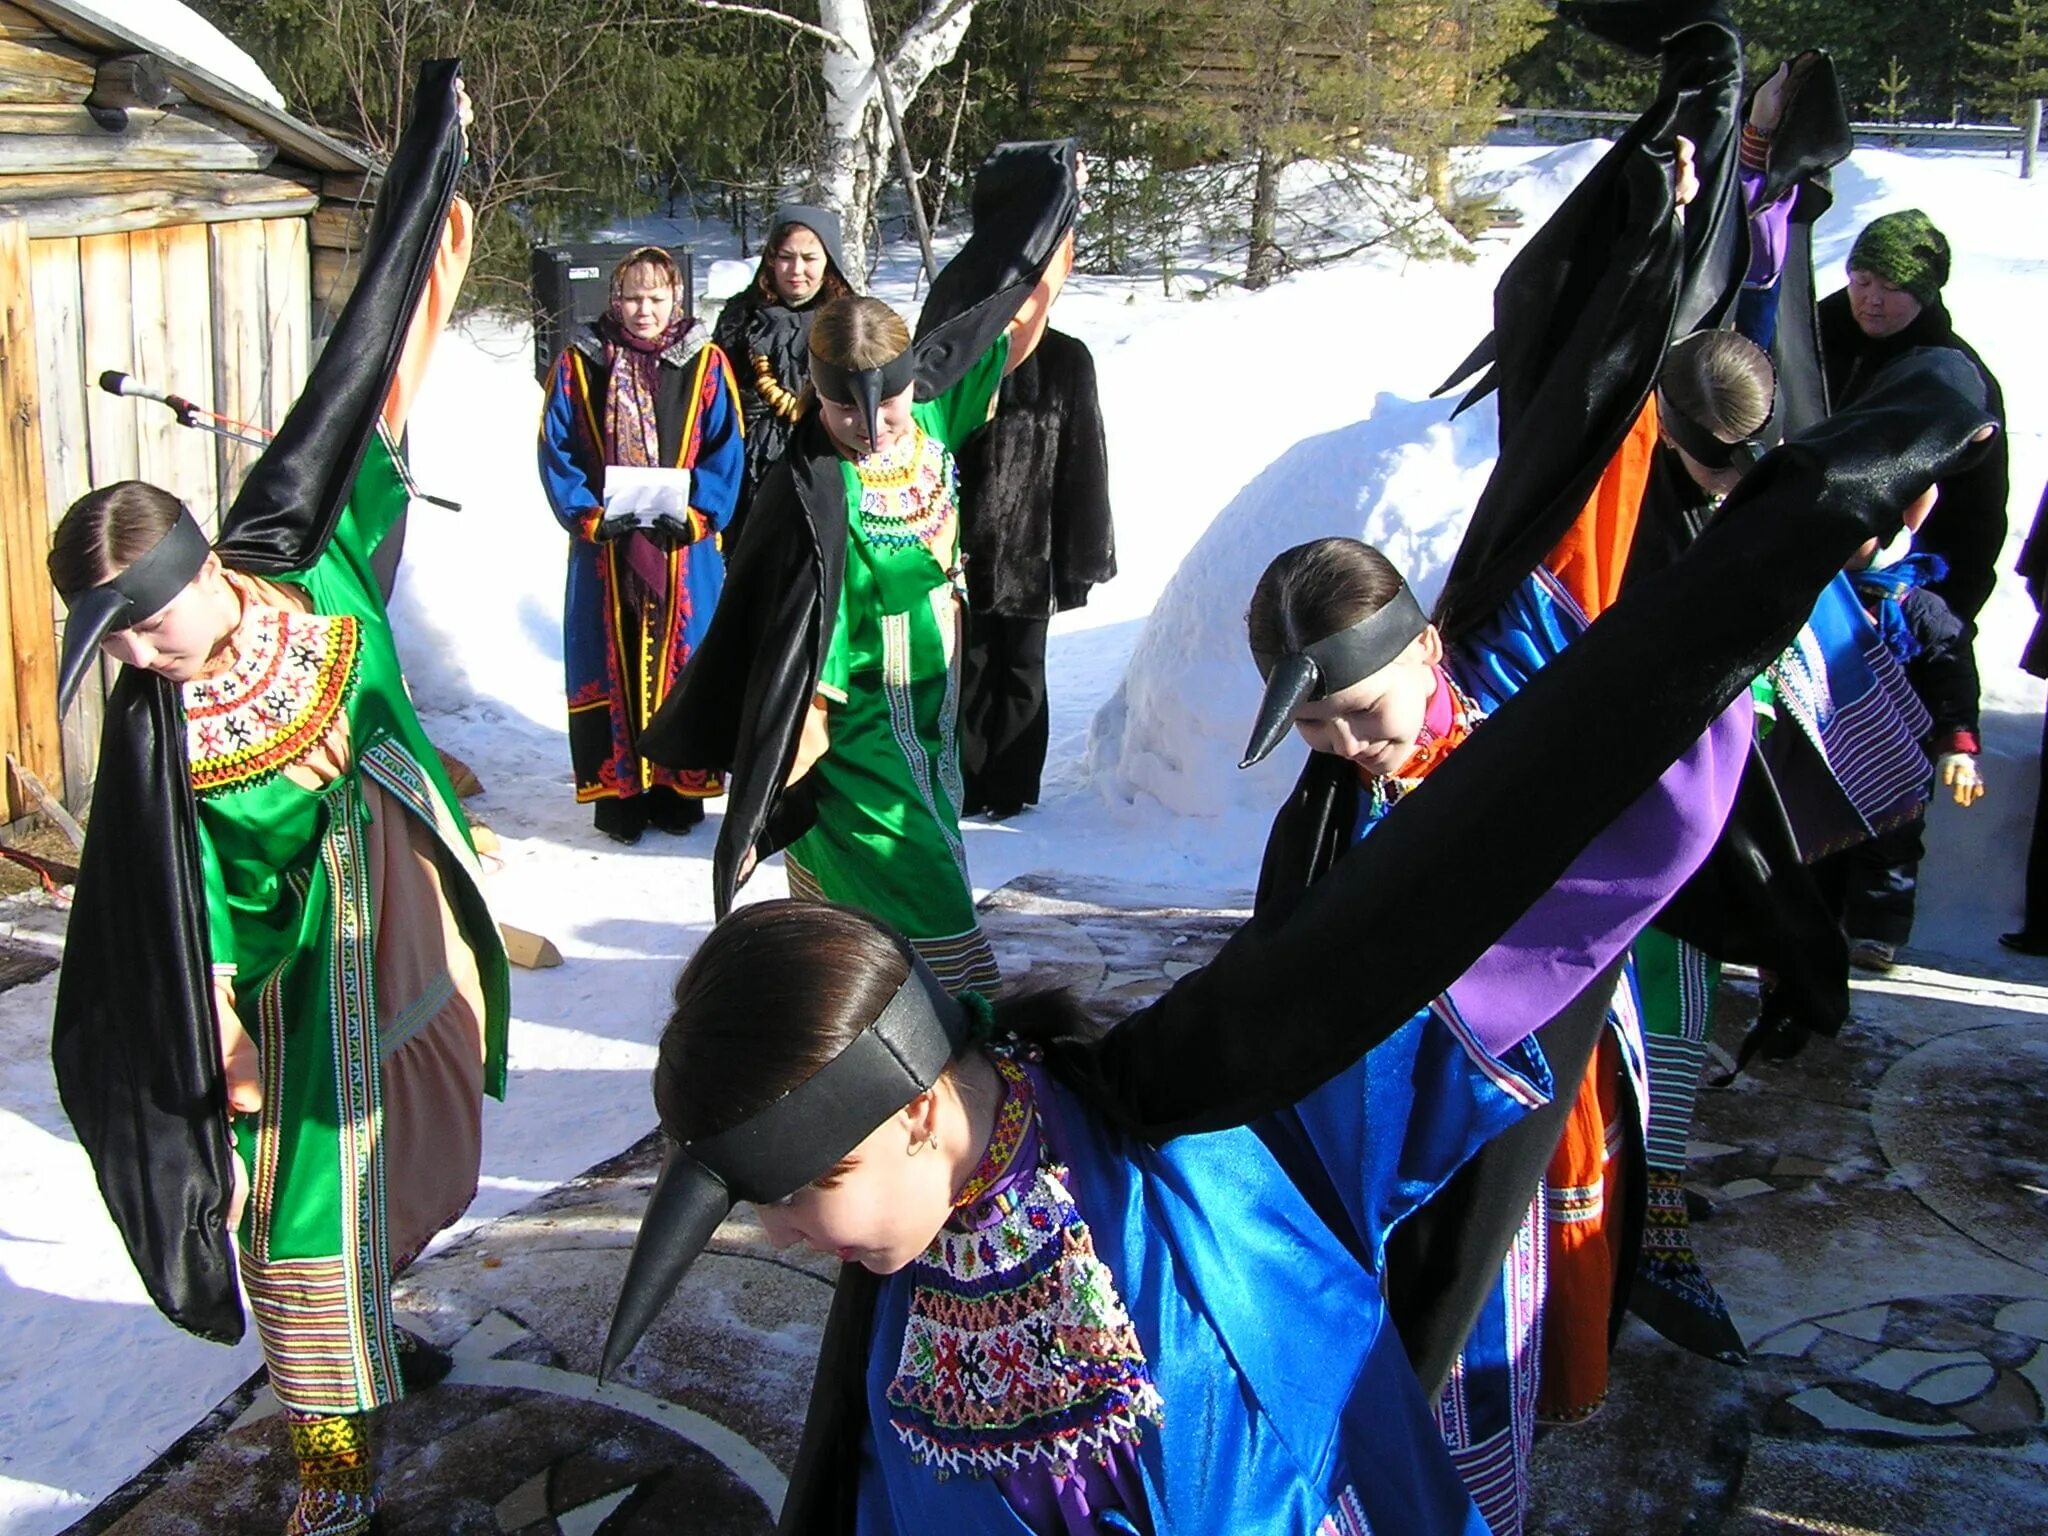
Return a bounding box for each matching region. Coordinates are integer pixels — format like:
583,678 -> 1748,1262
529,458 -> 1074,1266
960,610 -> 1050,813
1817,810 -> 1927,947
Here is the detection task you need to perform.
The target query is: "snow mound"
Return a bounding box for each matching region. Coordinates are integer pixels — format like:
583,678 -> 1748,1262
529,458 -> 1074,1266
77,1 -> 287,109
1086,391 -> 1498,820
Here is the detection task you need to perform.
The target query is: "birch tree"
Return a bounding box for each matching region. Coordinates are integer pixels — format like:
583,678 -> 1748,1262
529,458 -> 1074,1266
815,0 -> 980,287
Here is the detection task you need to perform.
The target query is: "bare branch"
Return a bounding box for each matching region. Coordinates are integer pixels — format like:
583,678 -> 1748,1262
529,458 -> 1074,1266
626,0 -> 854,53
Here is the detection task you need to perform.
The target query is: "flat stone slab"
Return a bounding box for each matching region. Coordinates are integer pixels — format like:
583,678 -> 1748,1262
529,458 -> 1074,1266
65,875 -> 2048,1533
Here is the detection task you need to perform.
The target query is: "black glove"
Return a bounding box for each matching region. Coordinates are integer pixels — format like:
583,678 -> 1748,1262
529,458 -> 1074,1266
648,512 -> 698,550
593,509 -> 639,542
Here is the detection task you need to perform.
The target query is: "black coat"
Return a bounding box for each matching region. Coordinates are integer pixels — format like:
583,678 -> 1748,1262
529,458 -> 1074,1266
638,141 -> 1085,914
2018,483 -> 2048,678
953,327 -> 1115,617
775,348 -> 2001,1532
1819,288 -> 2009,624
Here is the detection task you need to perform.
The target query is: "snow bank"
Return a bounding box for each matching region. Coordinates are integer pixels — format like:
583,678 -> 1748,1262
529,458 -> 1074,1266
76,1 -> 287,108
1086,392 -> 1497,819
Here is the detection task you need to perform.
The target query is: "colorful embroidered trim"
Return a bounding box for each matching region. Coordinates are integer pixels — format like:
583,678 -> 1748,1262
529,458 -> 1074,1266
185,606 -> 360,797
886,1116 -> 1164,1478
853,428 -> 956,552
951,1054 -> 1033,1218
1317,1486 -> 1376,1535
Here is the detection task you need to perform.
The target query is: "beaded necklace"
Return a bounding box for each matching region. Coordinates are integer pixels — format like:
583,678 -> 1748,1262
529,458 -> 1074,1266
852,427 -> 956,553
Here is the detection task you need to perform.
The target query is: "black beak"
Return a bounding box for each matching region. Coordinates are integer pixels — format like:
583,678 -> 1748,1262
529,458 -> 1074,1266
1240,652 -> 1322,769
600,1144 -> 734,1382
57,587 -> 132,715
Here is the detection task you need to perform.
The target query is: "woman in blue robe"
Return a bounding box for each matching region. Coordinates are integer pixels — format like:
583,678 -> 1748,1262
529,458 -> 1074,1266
601,346 -> 1994,1535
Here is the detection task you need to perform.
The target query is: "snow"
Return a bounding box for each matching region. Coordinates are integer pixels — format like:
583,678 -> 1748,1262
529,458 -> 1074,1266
66,0 -> 288,109
4,137 -> 2047,1532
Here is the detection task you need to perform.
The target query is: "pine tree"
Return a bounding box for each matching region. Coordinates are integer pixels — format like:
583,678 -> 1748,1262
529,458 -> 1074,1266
1877,55 -> 1912,125
1972,1 -> 2048,120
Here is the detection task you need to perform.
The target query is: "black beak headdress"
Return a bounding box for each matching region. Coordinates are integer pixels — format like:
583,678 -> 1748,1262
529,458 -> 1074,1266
1241,583 -> 1430,769
602,947 -> 971,1380
810,347 -> 917,457
56,507 -> 212,714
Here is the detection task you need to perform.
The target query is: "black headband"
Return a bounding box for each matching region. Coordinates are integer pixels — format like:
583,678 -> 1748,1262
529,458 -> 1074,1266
1241,583 -> 1430,769
1658,387 -> 1772,477
602,947 -> 970,1379
811,347 -> 917,452
57,507 -> 211,713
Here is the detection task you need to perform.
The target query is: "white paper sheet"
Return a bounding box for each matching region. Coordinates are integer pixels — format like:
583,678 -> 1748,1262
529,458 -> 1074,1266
602,465 -> 694,527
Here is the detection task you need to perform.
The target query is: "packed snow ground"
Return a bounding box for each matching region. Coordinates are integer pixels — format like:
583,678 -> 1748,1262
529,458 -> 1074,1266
3,140 -> 2045,1531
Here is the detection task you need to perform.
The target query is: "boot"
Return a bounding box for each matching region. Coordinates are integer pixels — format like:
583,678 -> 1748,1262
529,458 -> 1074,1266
284,1410 -> 376,1535
1628,1169 -> 1748,1366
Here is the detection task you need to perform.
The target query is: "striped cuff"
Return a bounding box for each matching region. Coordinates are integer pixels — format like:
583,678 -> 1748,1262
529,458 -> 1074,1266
1740,123 -> 1771,171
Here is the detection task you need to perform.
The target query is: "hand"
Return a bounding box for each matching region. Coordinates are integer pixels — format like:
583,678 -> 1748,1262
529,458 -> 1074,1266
1939,752 -> 1985,807
213,977 -> 263,1116
649,512 -> 697,550
1750,61 -> 1791,134
1072,150 -> 1089,194
593,509 -> 638,542
1672,134 -> 1700,213
454,76 -> 474,146
788,694 -> 832,787
737,844 -> 759,884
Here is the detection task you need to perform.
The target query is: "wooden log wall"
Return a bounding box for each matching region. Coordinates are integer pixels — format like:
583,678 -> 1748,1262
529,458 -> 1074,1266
310,171 -> 373,330
27,215 -> 314,808
0,216 -> 56,821
0,8 -> 368,814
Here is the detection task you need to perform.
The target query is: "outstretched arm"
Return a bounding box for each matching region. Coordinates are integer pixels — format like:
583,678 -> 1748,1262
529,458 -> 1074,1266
1050,354 -> 1997,1144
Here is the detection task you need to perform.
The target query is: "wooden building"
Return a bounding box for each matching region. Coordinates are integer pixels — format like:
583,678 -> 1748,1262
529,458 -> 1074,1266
0,0 -> 377,821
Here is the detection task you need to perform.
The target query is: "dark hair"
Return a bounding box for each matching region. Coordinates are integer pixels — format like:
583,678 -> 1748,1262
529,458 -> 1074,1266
751,221 -> 851,309
1246,537 -> 1407,661
47,480 -> 188,600
610,245 -> 685,303
1658,330 -> 1774,443
653,900 -> 1096,1145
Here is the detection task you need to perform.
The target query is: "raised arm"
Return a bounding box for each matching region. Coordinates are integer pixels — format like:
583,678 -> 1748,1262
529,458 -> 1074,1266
1050,352 -> 1997,1144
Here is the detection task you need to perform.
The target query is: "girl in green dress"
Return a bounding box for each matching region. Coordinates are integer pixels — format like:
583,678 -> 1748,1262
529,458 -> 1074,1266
641,140 -> 1083,995
48,67 -> 502,1536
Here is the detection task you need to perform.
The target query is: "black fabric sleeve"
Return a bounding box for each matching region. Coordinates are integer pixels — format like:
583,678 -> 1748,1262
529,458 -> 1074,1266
1046,351 -> 1998,1144
1904,590 -> 1981,740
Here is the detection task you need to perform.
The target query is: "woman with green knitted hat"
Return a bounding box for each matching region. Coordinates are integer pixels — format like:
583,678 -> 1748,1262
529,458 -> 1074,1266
1820,207 -> 2009,625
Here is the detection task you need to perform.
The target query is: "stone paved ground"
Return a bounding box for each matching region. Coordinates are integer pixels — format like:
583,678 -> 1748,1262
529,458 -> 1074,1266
64,878 -> 2048,1535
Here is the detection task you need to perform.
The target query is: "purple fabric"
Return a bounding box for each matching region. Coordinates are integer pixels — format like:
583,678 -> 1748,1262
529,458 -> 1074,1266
960,1071 -> 1156,1536
1740,160 -> 1795,291
1444,694 -> 1752,1055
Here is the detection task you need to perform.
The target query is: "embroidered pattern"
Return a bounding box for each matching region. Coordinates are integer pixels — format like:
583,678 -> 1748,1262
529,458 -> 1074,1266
185,607 -> 360,797
886,1087 -> 1164,1479
853,428 -> 956,551
951,1056 -> 1034,1217
1317,1486 -> 1375,1535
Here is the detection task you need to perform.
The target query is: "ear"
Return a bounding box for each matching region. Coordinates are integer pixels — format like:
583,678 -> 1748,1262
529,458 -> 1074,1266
1417,624 -> 1444,666
897,1087 -> 941,1148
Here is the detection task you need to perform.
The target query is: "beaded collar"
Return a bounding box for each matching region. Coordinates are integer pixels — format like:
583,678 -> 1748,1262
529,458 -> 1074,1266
184,603 -> 360,798
886,1052 -> 1165,1480
950,1053 -> 1035,1225
852,427 -> 956,553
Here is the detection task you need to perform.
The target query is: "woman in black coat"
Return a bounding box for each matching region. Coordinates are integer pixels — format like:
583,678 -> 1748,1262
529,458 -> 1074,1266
1818,209 -> 2009,627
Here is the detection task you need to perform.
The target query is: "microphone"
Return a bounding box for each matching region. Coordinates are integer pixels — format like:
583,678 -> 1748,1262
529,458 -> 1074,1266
99,370 -> 199,421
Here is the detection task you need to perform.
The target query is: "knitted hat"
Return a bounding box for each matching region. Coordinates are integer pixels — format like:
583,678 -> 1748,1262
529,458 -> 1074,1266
1847,209 -> 1950,306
